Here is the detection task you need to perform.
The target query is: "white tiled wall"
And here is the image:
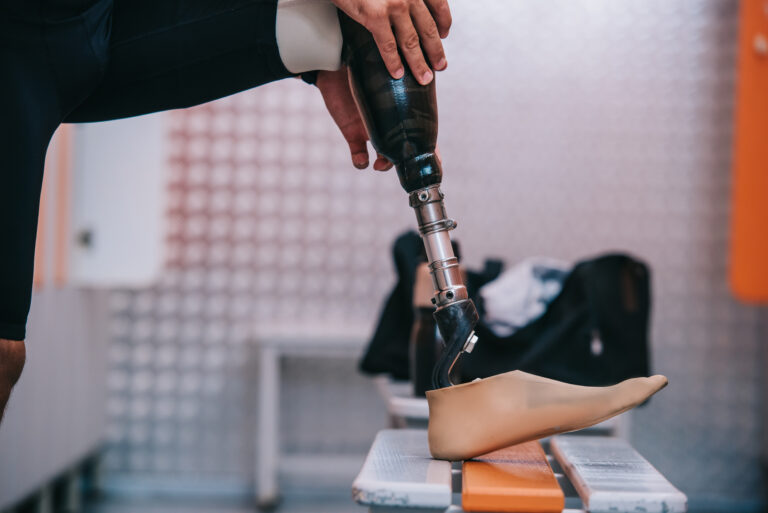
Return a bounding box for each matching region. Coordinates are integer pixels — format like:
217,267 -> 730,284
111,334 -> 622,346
104,0 -> 765,506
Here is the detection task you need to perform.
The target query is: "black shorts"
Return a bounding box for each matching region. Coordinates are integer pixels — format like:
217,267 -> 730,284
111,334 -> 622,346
0,0 -> 292,340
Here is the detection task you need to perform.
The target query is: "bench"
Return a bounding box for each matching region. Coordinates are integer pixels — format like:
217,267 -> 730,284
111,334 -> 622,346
353,429 -> 687,513
550,436 -> 687,513
252,327 -> 370,507
352,430 -> 453,512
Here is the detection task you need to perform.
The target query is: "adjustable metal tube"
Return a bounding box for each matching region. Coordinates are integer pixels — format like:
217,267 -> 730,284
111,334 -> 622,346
409,185 -> 467,307
409,184 -> 479,388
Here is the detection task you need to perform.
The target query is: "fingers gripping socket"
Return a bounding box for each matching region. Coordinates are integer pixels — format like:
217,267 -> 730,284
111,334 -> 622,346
409,185 -> 467,308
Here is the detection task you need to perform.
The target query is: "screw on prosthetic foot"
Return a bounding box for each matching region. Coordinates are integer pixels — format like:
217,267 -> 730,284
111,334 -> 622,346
431,299 -> 479,389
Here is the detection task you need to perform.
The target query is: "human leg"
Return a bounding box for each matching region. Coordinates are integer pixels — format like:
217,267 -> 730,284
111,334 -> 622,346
67,0 -> 293,122
0,39 -> 47,417
0,4 -> 108,423
0,20 -> 62,342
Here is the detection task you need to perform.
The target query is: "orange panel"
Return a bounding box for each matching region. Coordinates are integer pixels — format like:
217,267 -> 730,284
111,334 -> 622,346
730,0 -> 768,301
462,441 -> 564,513
33,152 -> 51,290
54,125 -> 72,286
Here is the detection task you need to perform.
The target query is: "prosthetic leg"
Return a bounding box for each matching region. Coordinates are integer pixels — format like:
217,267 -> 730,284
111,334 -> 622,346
339,15 -> 478,390
338,15 -> 668,461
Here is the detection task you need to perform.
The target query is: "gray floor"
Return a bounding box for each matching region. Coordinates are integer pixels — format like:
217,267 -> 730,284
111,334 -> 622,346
85,493 -> 364,513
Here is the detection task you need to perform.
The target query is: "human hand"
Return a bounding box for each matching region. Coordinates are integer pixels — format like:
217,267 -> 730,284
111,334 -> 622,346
331,0 -> 451,85
316,67 -> 393,171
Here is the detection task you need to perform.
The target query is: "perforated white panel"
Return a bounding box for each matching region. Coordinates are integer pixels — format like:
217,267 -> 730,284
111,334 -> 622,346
105,0 -> 764,505
103,82 -> 404,478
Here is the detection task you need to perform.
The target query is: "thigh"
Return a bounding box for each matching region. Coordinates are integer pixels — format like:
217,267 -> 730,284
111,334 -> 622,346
67,0 -> 293,122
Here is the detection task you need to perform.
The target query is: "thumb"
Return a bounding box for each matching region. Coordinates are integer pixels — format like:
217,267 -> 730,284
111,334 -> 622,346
373,153 -> 393,171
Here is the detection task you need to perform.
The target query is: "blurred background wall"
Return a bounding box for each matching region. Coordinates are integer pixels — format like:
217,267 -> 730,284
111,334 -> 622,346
98,0 -> 764,510
0,128 -> 111,509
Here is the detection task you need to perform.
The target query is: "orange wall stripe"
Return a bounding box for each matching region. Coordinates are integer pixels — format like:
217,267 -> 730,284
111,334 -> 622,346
54,125 -> 72,286
32,134 -> 54,289
730,0 -> 768,301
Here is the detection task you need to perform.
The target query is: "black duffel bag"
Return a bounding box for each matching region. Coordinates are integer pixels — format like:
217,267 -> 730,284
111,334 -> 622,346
458,254 -> 651,386
360,231 -> 651,388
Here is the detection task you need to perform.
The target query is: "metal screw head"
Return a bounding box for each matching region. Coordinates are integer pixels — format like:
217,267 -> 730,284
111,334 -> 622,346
418,191 -> 429,202
463,333 -> 479,354
755,33 -> 768,56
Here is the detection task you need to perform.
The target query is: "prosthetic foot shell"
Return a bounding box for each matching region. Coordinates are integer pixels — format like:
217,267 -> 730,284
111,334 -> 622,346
426,370 -> 667,461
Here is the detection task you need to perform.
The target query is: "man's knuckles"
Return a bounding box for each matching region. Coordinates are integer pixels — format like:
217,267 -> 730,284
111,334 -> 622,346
402,32 -> 421,50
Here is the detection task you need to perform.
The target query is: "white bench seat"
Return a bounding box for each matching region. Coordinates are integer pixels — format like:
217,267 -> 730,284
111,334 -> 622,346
550,435 -> 687,513
352,429 -> 453,510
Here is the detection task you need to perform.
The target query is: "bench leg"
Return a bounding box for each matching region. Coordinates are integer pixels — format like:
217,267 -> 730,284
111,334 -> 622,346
256,345 -> 280,509
63,469 -> 82,512
34,486 -> 52,513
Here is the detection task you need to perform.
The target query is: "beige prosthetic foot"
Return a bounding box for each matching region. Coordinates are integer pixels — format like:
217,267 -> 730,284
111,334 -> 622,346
427,370 -> 667,461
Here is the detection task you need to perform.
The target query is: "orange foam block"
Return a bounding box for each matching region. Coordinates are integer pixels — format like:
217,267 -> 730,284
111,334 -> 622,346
462,441 -> 564,513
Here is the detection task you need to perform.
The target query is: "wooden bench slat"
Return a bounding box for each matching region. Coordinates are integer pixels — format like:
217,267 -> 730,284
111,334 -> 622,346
352,429 -> 452,509
462,441 -> 565,513
551,435 -> 687,513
